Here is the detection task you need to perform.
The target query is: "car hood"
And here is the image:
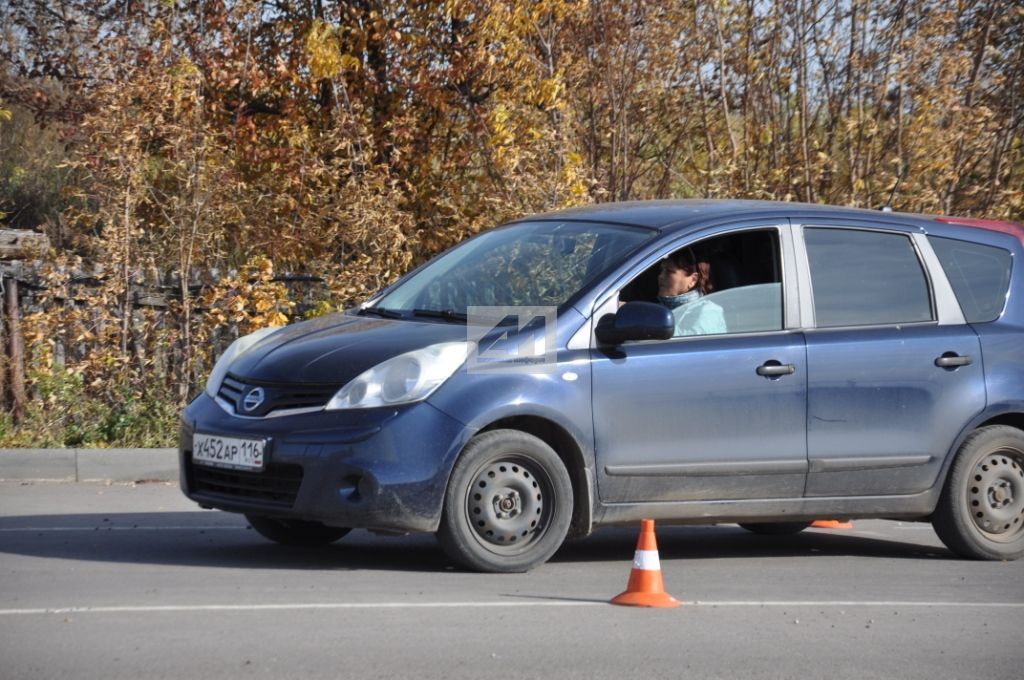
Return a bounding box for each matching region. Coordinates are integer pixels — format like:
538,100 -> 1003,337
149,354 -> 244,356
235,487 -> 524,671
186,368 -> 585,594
227,313 -> 467,385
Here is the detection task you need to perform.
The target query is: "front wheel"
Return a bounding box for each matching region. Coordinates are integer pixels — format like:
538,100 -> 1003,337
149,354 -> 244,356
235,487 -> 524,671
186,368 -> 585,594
437,429 -> 573,573
932,425 -> 1024,561
245,515 -> 351,546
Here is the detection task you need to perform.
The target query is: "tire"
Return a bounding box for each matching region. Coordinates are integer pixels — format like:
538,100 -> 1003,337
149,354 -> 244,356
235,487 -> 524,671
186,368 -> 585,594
437,429 -> 574,573
245,514 -> 351,546
932,425 -> 1024,561
738,522 -> 812,536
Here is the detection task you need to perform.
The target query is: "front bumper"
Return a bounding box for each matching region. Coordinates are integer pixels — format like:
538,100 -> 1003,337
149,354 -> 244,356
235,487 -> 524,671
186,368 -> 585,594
179,392 -> 472,533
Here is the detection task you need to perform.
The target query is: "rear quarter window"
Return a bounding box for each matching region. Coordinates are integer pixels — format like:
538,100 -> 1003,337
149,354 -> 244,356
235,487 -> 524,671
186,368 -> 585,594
928,236 -> 1012,323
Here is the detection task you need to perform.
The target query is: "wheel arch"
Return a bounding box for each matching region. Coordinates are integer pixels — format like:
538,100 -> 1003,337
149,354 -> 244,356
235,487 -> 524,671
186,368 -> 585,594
977,412 -> 1024,433
477,415 -> 594,539
934,408 -> 1024,498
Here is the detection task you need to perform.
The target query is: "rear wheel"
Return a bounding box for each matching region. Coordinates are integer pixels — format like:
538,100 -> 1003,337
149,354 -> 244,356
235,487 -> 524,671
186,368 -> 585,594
738,522 -> 811,535
932,425 -> 1024,561
245,515 -> 351,546
437,429 -> 573,573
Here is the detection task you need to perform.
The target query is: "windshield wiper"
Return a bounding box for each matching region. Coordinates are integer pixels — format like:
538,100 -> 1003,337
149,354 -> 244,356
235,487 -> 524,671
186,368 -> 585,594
412,308 -> 468,323
357,306 -> 404,319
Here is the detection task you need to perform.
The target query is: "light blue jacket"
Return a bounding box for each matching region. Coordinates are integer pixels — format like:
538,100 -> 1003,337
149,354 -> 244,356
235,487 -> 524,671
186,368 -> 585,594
673,298 -> 726,336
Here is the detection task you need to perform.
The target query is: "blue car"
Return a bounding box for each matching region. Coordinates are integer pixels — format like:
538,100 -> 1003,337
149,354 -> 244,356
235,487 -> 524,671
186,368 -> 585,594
180,200 -> 1024,572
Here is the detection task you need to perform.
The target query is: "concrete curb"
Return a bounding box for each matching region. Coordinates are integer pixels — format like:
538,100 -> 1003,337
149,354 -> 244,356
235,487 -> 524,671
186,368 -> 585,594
0,448 -> 178,482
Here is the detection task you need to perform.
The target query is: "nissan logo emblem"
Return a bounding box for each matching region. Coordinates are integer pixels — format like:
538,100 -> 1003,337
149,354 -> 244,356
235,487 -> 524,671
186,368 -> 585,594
242,387 -> 265,412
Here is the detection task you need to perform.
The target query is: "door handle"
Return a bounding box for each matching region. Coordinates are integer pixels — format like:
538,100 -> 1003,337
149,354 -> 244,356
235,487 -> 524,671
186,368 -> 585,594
756,361 -> 796,377
935,354 -> 972,368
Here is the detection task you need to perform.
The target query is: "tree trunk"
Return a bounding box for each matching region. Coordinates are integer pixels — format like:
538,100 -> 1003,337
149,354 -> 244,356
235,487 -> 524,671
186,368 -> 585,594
0,279 -> 6,411
6,278 -> 26,424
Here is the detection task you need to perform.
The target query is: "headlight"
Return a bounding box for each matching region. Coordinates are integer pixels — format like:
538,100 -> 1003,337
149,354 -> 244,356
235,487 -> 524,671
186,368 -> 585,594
204,326 -> 282,398
325,342 -> 470,410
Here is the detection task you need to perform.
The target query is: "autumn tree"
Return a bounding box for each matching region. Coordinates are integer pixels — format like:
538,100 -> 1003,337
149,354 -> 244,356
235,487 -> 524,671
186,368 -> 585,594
1,0 -> 1022,445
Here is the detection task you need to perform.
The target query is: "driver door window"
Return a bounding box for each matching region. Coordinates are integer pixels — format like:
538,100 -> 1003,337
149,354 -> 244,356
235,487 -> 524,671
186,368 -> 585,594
619,229 -> 784,337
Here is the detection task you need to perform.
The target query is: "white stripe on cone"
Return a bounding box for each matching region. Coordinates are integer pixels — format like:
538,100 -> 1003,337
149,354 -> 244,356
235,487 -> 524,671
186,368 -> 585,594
632,549 -> 660,571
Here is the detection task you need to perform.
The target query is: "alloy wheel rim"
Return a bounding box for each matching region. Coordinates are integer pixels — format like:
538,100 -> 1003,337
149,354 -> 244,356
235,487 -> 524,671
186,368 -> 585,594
968,448 -> 1024,542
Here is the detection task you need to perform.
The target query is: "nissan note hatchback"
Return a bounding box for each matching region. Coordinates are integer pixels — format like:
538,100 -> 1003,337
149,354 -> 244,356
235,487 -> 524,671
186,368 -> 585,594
180,200 -> 1024,572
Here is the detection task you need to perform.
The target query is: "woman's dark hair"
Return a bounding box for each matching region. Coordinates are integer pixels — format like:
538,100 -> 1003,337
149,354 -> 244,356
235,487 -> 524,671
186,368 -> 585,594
666,248 -> 715,295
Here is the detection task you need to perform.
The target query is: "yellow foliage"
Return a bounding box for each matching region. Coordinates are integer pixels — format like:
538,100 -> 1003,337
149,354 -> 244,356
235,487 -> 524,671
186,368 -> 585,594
3,0 -> 1023,446
305,20 -> 346,80
536,78 -> 563,110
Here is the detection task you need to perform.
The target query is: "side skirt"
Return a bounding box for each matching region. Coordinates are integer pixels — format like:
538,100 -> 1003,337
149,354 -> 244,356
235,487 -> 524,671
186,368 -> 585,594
592,487 -> 940,527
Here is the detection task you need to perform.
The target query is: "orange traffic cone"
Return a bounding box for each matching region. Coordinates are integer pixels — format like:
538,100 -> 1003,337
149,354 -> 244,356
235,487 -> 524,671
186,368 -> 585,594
811,519 -> 854,529
611,519 -> 681,608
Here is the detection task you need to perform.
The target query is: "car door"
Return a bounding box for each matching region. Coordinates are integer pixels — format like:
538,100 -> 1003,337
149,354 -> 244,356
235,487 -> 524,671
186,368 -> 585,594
590,224 -> 810,503
797,223 -> 987,497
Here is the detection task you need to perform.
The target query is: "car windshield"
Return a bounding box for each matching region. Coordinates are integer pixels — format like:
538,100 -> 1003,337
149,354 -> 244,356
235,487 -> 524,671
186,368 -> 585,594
373,220 -> 653,316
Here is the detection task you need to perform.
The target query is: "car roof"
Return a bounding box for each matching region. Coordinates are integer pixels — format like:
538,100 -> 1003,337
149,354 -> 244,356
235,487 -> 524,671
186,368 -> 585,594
513,199 -> 937,232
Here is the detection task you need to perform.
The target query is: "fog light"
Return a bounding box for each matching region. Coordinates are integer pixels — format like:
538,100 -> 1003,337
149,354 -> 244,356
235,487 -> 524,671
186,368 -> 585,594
339,475 -> 362,501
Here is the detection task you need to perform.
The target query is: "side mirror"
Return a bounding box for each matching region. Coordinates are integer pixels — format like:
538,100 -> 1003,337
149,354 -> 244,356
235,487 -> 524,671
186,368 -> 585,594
595,301 -> 674,345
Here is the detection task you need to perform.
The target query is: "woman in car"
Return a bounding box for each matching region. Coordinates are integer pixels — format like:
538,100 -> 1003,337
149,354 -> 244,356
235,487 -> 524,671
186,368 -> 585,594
657,248 -> 727,336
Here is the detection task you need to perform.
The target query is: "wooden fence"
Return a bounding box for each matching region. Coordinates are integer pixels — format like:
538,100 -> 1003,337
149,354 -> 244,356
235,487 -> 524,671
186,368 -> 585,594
0,256 -> 333,421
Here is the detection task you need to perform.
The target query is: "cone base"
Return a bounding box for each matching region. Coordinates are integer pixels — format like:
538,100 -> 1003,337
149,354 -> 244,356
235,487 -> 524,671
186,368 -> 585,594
811,519 -> 853,529
610,590 -> 681,608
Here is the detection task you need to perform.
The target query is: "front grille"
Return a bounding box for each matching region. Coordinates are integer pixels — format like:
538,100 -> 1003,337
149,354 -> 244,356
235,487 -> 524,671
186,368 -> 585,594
189,460 -> 303,507
217,374 -> 338,417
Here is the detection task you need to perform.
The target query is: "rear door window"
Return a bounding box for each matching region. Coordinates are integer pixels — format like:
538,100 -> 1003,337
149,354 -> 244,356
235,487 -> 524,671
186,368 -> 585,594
805,228 -> 933,327
928,236 -> 1012,323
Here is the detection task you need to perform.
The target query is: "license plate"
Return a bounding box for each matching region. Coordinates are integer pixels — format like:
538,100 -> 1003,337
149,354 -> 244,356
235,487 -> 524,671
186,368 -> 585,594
192,433 -> 266,471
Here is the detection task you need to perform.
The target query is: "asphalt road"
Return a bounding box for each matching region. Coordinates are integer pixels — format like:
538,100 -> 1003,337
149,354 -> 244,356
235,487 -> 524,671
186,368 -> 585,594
1,482 -> 1022,680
